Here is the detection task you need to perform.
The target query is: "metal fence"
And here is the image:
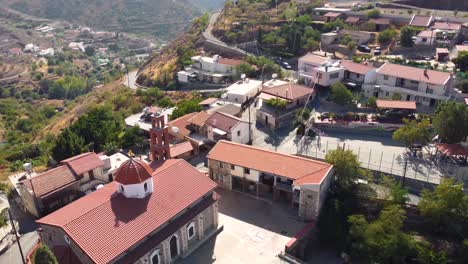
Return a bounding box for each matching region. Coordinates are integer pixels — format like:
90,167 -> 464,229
296,137 -> 468,187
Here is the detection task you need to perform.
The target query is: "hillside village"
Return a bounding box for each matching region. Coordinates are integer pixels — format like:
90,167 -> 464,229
0,1 -> 468,264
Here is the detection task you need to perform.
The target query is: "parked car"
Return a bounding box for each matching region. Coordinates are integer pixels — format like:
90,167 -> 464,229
281,61 -> 292,70
357,45 -> 371,53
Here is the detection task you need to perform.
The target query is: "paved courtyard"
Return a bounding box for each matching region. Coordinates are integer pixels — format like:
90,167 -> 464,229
179,188 -> 305,264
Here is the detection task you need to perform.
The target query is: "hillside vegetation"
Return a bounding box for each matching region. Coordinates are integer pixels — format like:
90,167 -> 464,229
1,0 -> 224,40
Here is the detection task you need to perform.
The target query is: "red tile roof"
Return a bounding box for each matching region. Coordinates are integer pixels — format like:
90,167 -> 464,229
300,53 -> 330,66
262,83 -> 314,101
376,63 -> 451,86
21,165 -> 78,198
170,141 -> 194,158
432,22 -> 462,31
340,60 -> 375,75
436,143 -> 468,156
61,152 -> 104,175
218,57 -> 245,66
376,99 -> 417,110
188,111 -> 212,127
168,112 -> 197,137
37,159 -> 217,264
409,15 -> 433,27
207,141 -> 333,185
214,104 -> 242,117
114,159 -> 152,185
205,112 -> 245,132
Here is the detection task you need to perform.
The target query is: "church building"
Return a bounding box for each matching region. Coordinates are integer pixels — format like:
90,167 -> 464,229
36,154 -> 220,263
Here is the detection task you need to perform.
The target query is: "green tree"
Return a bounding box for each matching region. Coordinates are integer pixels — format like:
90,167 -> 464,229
329,82 -> 354,105
453,51 -> 468,72
400,26 -> 414,47
85,46 -> 95,57
69,106 -> 124,152
171,99 -> 202,119
382,176 -> 409,205
121,126 -> 145,149
235,63 -> 255,78
392,118 -> 432,147
34,245 -> 58,264
348,204 -> 416,262
52,128 -> 87,161
433,101 -> 468,143
378,28 -> 398,44
367,96 -> 377,107
418,178 -> 468,227
325,149 -> 360,190
367,9 -> 381,19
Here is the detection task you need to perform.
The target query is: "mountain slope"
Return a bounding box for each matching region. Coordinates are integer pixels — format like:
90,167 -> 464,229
1,0 -> 223,40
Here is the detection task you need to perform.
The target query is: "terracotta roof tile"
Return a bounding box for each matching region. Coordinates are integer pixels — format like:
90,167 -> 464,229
205,112 -> 244,132
168,112 -> 197,137
218,57 -> 245,66
187,111 -> 212,127
340,60 -> 375,75
417,30 -> 434,38
376,99 -> 416,110
376,63 -> 451,86
409,15 -> 433,27
214,104 -> 242,116
21,165 -> 78,198
170,141 -> 194,158
262,83 -> 314,101
61,152 -> 104,175
114,159 -> 152,185
207,141 -> 332,184
37,159 -> 217,264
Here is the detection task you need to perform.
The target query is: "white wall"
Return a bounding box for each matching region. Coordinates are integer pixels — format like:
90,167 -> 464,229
230,122 -> 251,144
118,178 -> 153,199
364,69 -> 377,84
230,165 -> 260,182
313,67 -> 345,86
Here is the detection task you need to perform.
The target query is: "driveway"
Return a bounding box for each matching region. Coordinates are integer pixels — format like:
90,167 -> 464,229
179,189 -> 305,264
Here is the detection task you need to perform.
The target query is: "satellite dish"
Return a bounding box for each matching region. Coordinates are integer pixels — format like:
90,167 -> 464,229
241,73 -> 246,80
171,126 -> 180,134
272,73 -> 278,79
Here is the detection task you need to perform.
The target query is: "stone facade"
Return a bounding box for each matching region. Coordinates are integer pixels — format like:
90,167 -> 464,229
208,160 -> 232,190
39,202 -> 218,264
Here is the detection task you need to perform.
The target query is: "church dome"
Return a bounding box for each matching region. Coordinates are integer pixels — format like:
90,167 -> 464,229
114,159 -> 153,185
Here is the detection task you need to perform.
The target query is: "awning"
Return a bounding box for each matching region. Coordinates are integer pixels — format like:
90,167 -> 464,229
212,128 -> 227,136
436,143 -> 468,156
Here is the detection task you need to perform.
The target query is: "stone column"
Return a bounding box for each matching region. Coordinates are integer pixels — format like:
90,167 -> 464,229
213,202 -> 219,228
197,214 -> 204,239
162,239 -> 171,264
180,227 -> 189,254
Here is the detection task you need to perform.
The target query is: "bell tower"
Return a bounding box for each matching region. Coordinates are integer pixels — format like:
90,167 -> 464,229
150,114 -> 170,161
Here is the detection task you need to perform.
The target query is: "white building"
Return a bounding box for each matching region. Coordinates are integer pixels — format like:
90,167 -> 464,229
24,43 -> 40,53
298,53 -> 337,86
205,112 -> 251,144
178,55 -> 245,84
415,30 -> 436,45
340,60 -> 377,87
68,42 -> 86,52
362,63 -> 453,107
223,78 -> 263,105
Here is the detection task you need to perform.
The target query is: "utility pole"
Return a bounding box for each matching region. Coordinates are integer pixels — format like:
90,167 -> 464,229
402,155 -> 408,187
8,209 -> 26,264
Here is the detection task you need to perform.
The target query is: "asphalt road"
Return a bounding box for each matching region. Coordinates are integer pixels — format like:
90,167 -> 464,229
121,70 -> 139,89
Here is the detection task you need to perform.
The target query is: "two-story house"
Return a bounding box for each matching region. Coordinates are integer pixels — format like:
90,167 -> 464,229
298,53 -> 332,86
177,55 -> 245,84
17,152 -> 106,217
256,83 -> 314,129
340,60 -> 377,89
207,141 -> 334,221
363,63 -> 453,107
205,112 -> 251,144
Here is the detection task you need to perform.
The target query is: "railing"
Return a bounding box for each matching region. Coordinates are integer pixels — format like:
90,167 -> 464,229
275,182 -> 293,192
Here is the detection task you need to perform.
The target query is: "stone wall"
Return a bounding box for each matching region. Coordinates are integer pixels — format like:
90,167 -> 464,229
297,189 -> 319,221
208,160 -> 232,190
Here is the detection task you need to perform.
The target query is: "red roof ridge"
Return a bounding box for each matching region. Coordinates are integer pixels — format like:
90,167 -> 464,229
209,140 -> 332,167
151,159 -> 184,175
61,152 -> 94,162
21,165 -> 73,183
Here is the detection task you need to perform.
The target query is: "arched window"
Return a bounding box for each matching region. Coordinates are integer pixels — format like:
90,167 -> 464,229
170,235 -> 179,259
187,222 -> 196,240
119,185 -> 124,192
64,235 -> 71,244
144,182 -> 148,192
150,249 -> 160,264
